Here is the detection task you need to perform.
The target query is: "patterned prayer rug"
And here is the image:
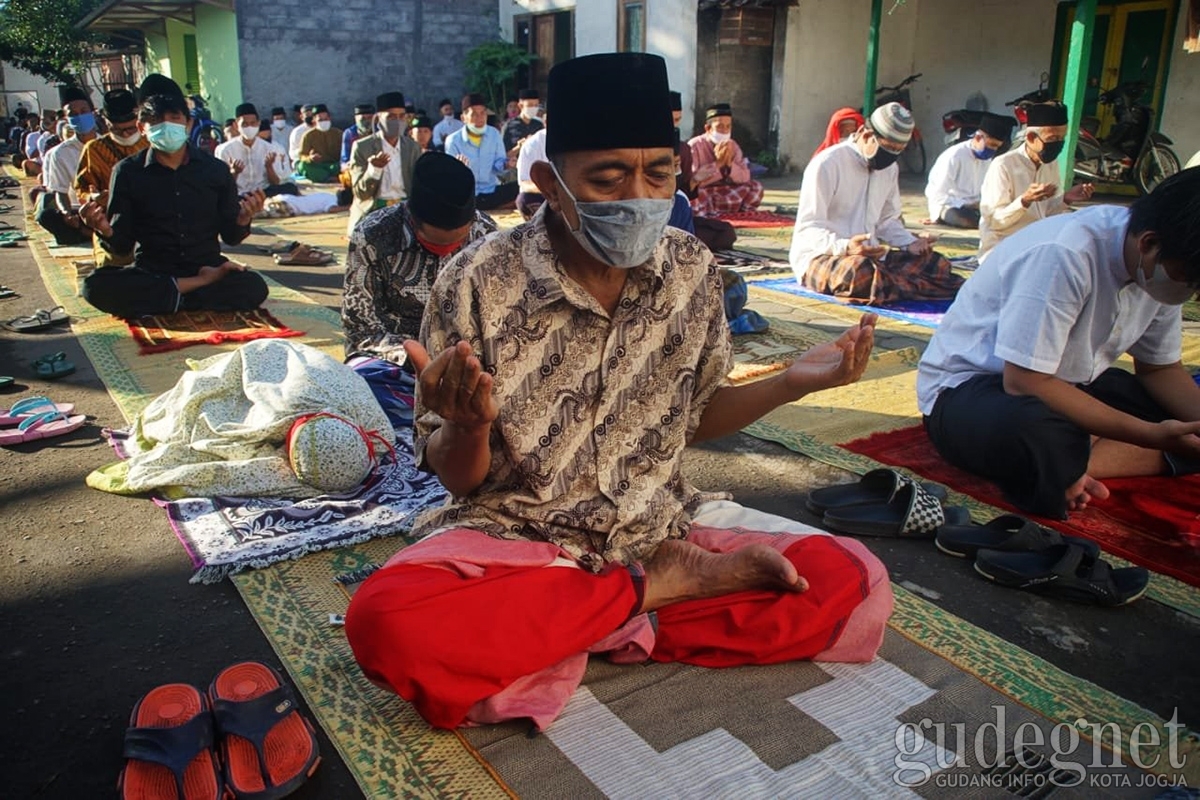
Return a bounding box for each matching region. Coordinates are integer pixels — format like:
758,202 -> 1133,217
728,317 -> 833,383
230,532 -> 1197,799
126,308 -> 305,355
844,424 -> 1200,589
709,210 -> 797,228
752,277 -> 953,328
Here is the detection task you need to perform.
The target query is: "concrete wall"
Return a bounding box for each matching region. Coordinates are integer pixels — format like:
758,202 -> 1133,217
237,0 -> 497,128
194,5 -> 243,123
499,0 -> 698,128
1160,1 -> 1200,164
777,0 -> 1059,171
1,64 -> 63,116
144,31 -> 172,77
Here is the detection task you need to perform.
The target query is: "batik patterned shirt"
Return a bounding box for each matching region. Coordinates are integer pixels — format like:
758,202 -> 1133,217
412,207 -> 734,570
341,202 -> 497,353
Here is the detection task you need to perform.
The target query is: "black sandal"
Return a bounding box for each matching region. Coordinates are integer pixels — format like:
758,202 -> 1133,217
936,514 -> 1099,559
974,543 -> 1149,606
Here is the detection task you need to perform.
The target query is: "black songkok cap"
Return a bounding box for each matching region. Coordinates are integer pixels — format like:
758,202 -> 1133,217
978,112 -> 1015,142
59,85 -> 90,107
102,89 -> 138,123
705,103 -> 732,121
411,116 -> 433,130
1025,101 -> 1068,127
376,92 -> 405,112
546,53 -> 673,156
438,97 -> 452,108
408,152 -> 476,230
258,119 -> 272,132
271,106 -> 286,116
353,103 -> 376,115
138,74 -> 184,105
235,102 -> 257,118
669,91 -> 682,112
518,88 -> 539,100
466,93 -> 487,108
312,103 -> 329,115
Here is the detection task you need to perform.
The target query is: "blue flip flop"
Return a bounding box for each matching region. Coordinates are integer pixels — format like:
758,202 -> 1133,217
33,352 -> 75,380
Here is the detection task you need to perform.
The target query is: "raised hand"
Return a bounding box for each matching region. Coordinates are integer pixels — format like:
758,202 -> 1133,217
847,233 -> 887,260
784,313 -> 877,394
235,189 -> 266,226
368,151 -> 391,169
79,198 -> 113,237
403,339 -> 499,432
230,159 -> 245,176
454,153 -> 471,168
1064,183 -> 1095,204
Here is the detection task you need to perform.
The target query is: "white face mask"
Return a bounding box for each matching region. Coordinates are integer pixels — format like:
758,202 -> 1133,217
316,119 -> 332,132
272,119 -> 286,129
708,130 -> 731,144
1135,253 -> 1195,305
112,130 -> 142,147
239,122 -> 258,142
466,122 -> 487,135
522,105 -> 541,119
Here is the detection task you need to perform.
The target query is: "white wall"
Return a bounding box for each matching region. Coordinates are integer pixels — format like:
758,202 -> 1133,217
499,0 -> 612,51
1,64 -> 62,116
777,0 -> 1058,171
1160,1 -> 1200,165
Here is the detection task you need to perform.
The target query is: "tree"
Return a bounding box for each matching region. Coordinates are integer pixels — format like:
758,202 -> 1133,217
0,0 -> 106,85
463,40 -> 535,114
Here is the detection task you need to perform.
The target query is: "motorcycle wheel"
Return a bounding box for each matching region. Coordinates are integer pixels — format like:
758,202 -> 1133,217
1135,144 -> 1180,195
900,136 -> 926,177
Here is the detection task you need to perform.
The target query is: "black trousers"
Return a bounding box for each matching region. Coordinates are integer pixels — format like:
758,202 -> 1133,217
924,368 -> 1168,519
34,193 -> 91,246
475,182 -> 519,211
264,182 -> 300,197
938,206 -> 981,229
82,265 -> 269,319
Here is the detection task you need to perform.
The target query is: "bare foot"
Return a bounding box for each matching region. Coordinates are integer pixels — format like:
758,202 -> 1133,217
1065,473 -> 1110,513
639,539 -> 806,613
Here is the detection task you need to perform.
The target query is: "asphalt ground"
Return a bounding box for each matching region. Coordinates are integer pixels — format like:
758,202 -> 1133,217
0,176 -> 1195,798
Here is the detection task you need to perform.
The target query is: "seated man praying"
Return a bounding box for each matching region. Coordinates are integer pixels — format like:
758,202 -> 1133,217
35,85 -> 97,246
918,167 -> 1200,519
79,77 -> 268,319
687,103 -> 763,216
444,93 -> 517,211
341,102 -> 375,170
214,102 -> 299,198
978,101 -> 1094,262
431,97 -> 463,150
925,112 -> 1013,229
347,91 -> 421,233
789,102 -> 962,305
341,151 -> 496,355
514,123 -> 546,220
288,104 -> 312,163
501,88 -> 543,154
296,104 -> 341,183
344,53 -> 891,732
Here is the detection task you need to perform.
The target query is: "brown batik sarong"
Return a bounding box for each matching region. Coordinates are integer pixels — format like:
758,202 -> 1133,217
802,249 -> 964,306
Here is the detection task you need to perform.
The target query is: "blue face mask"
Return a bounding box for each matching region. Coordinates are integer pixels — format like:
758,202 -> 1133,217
68,112 -> 96,135
146,121 -> 189,153
551,162 -> 673,269
972,144 -> 997,160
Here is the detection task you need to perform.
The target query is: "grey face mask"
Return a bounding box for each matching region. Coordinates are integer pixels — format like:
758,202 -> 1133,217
551,162 -> 673,269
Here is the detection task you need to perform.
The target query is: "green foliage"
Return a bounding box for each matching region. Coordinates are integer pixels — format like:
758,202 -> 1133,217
463,40 -> 535,114
0,0 -> 105,84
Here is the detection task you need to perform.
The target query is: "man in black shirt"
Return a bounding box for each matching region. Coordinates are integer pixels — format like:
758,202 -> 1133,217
79,80 -> 268,319
500,88 -> 543,154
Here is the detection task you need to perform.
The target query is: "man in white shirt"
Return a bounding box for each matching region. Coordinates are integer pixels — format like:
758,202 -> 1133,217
36,85 -> 97,245
789,102 -> 961,305
215,103 -> 299,197
269,106 -> 293,149
431,97 -> 463,150
515,124 -> 546,219
918,168 -> 1200,519
924,113 -> 1013,228
978,101 -> 1095,261
347,91 -> 420,233
288,105 -> 314,162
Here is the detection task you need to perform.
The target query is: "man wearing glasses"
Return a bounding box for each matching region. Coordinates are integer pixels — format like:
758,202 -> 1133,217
789,101 -> 962,305
74,89 -> 149,266
978,101 -> 1095,262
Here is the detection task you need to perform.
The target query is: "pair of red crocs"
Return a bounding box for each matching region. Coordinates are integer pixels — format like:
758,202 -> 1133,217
119,661 -> 320,800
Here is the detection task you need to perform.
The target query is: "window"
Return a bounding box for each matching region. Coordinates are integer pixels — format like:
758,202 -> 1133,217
514,10 -> 575,99
618,0 -> 646,53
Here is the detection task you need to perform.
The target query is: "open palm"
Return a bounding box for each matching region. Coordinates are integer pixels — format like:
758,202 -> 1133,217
784,314 -> 877,394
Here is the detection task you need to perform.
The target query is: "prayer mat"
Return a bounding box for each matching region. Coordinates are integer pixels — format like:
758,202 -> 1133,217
752,277 -> 953,329
712,248 -> 792,275
741,347 -> 1200,617
231,525 -> 1197,798
45,244 -> 95,257
126,308 -> 305,355
728,317 -> 833,384
709,210 -> 797,228
844,424 -> 1200,589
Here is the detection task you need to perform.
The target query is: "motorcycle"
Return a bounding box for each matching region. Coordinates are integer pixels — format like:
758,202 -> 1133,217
186,92 -> 225,156
941,76 -> 1050,147
1072,80 -> 1180,195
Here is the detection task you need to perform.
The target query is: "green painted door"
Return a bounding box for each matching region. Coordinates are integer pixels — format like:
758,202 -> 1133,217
182,34 -> 200,95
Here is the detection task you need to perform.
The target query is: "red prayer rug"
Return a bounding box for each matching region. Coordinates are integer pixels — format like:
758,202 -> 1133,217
842,424 -> 1200,588
709,210 -> 796,228
126,308 -> 305,355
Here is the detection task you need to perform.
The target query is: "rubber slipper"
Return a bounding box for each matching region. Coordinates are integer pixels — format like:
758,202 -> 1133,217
209,661 -> 320,799
0,377 -> 12,389
3,305 -> 69,332
0,395 -> 76,425
0,204 -> 14,213
806,468 -> 948,515
119,683 -> 224,800
0,409 -> 86,445
0,239 -> 19,248
274,247 -> 334,267
821,471 -> 968,538
33,352 -> 75,379
935,515 -> 1100,560
257,240 -> 299,255
974,543 -> 1149,606
0,286 -> 19,300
